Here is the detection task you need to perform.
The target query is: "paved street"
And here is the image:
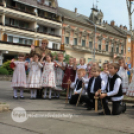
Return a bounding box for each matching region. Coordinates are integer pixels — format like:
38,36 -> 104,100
0,81 -> 134,134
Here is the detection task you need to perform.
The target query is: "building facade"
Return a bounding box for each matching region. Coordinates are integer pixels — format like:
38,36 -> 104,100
59,7 -> 127,64
0,0 -> 62,65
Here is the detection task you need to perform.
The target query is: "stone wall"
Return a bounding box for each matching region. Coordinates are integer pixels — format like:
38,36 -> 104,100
0,75 -> 12,81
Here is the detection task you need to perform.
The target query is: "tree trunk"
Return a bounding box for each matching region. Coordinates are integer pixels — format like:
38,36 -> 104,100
126,0 -> 132,32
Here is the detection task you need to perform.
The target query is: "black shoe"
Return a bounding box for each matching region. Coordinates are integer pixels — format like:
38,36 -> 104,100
132,105 -> 134,108
87,107 -> 92,110
121,103 -> 126,113
20,96 -> 25,99
49,98 -> 51,100
13,96 -> 18,99
98,107 -> 102,110
99,112 -> 110,115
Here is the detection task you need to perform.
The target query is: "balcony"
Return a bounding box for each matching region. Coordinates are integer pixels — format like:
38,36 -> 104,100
0,40 -> 64,52
6,1 -> 35,15
38,14 -> 61,23
6,5 -> 35,15
5,24 -> 34,32
37,30 -> 61,38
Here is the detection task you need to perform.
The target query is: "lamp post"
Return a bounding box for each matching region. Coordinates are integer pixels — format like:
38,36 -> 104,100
86,19 -> 96,62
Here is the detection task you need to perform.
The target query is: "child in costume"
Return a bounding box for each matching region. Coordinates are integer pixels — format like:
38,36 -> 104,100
10,53 -> 28,99
27,53 -> 43,99
62,58 -> 76,99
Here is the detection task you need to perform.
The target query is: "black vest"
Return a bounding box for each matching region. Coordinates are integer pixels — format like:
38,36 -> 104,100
87,76 -> 102,95
106,74 -> 122,97
75,79 -> 82,91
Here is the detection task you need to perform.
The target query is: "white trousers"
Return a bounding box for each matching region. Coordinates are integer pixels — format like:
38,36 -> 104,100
13,88 -> 24,97
31,89 -> 37,98
44,88 -> 52,99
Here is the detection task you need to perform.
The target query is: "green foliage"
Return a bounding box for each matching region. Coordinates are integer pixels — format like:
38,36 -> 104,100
1,60 -> 13,75
63,53 -> 71,64
0,68 -> 9,75
51,52 -> 71,63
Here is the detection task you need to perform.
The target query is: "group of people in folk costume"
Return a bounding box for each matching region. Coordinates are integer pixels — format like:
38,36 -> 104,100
9,38 -> 134,115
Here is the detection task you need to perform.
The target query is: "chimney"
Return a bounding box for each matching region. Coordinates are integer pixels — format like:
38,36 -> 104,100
75,8 -> 77,13
120,25 -> 123,29
111,21 -> 115,26
124,26 -> 127,30
105,21 -> 107,25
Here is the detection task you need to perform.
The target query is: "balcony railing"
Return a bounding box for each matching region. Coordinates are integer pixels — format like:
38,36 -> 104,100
37,30 -> 61,38
38,14 -> 62,23
5,24 -> 34,32
6,5 -> 35,15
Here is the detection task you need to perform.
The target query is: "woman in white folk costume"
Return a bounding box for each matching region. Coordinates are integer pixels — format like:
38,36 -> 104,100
27,53 -> 43,99
41,53 -> 57,99
118,58 -> 129,94
10,53 -> 28,99
54,53 -> 66,98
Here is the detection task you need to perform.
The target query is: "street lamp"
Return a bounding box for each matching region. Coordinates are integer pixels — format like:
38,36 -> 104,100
86,19 -> 96,62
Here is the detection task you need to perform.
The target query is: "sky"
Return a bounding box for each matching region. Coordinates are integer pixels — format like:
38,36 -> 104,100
58,0 -> 134,30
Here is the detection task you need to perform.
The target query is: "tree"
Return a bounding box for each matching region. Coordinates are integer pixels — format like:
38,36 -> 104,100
126,0 -> 134,33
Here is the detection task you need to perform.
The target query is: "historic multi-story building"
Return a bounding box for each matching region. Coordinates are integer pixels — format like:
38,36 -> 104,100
0,0 -> 62,65
59,6 -> 127,64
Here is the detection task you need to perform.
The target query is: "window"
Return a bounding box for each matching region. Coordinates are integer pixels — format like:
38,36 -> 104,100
8,36 -> 13,43
111,44 -> 114,52
121,49 -> 124,54
19,38 -> 24,44
65,37 -> 69,44
51,28 -> 55,34
88,58 -> 92,63
5,18 -> 10,25
37,0 -> 42,4
82,40 -> 85,47
44,27 -> 47,33
116,46 -> 119,53
25,39 -> 32,45
128,47 -> 131,52
73,38 -> 77,45
52,43 -> 58,49
38,9 -> 44,17
106,44 -> 108,51
52,14 -> 56,19
98,39 -> 102,50
19,4 -> 25,11
127,57 -> 131,62
45,0 -> 52,6
121,46 -> 124,54
89,41 -> 92,48
14,20 -> 19,26
128,38 -> 131,43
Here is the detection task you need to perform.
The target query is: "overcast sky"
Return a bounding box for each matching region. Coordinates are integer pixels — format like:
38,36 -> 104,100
58,0 -> 134,30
